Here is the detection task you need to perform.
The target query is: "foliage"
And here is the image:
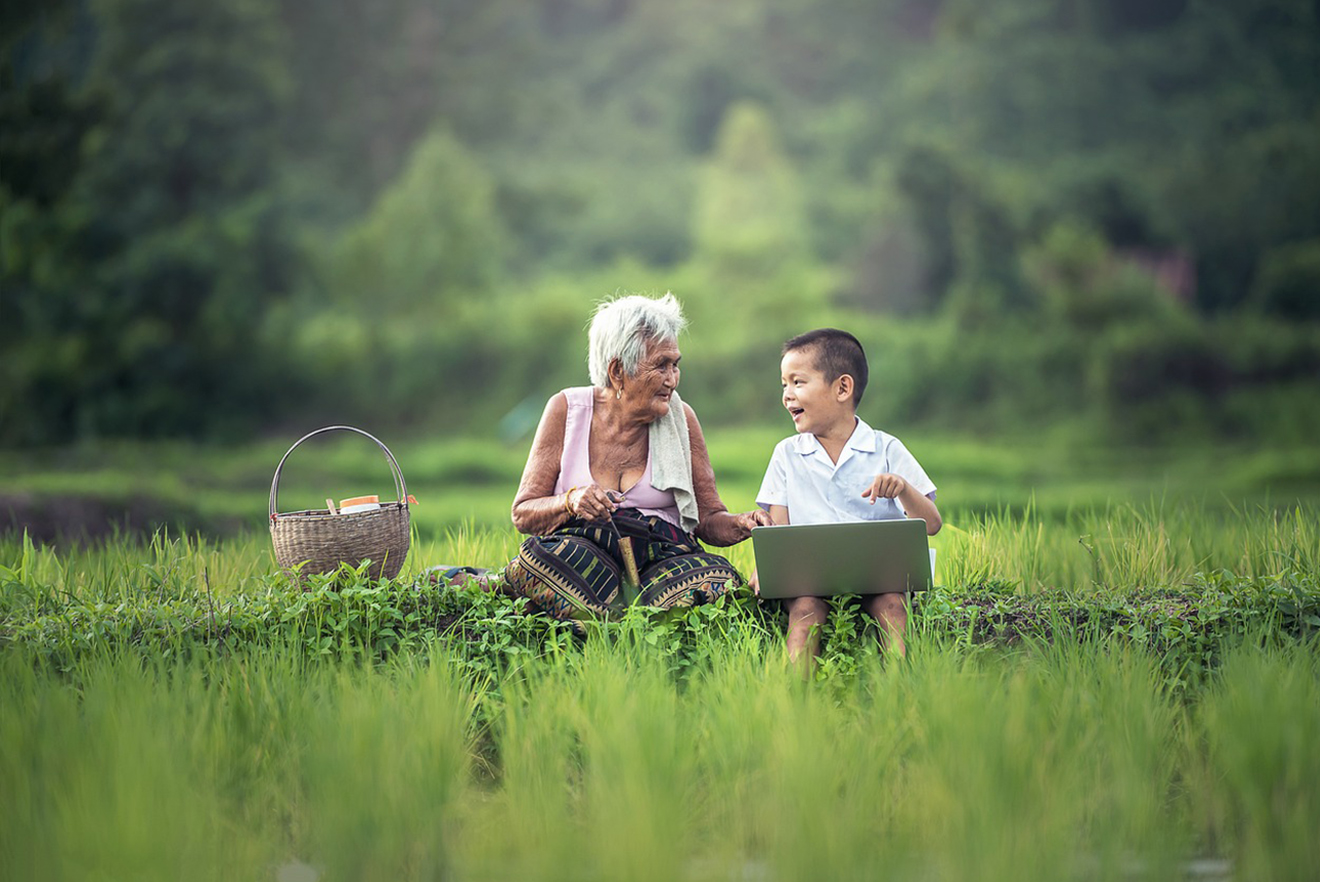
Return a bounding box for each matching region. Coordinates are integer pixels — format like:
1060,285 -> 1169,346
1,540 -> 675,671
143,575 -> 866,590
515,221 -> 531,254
1084,314 -> 1320,439
1197,642 -> 1320,879
3,520 -> 1316,692
1249,237 -> 1320,322
2,497 -> 1319,878
894,0 -> 1320,313
1021,221 -> 1184,329
272,0 -> 532,226
3,583 -> 1319,879
692,101 -> 806,276
325,127 -> 507,311
3,0 -> 297,444
3,0 -> 1320,444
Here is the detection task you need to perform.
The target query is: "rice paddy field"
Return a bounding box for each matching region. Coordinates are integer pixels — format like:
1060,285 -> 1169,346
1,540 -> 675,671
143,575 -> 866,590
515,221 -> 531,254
2,430 -> 1318,881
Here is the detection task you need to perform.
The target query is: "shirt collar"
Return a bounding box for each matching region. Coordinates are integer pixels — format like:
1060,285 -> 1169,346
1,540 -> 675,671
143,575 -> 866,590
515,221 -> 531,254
791,416 -> 876,456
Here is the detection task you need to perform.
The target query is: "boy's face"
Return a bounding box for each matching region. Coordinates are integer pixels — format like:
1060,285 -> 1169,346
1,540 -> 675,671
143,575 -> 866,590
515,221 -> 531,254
780,347 -> 853,435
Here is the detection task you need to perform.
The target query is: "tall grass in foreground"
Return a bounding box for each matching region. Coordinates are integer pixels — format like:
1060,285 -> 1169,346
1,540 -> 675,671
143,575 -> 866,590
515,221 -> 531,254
0,646 -> 478,882
4,637 -> 1317,881
2,503 -> 1316,879
1194,642 -> 1320,882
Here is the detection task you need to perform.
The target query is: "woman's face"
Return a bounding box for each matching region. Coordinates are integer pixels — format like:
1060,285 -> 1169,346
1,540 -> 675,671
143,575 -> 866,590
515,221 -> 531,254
621,336 -> 681,421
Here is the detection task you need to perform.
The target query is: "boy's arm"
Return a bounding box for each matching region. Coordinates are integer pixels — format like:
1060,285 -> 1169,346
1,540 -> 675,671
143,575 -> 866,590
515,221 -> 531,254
863,474 -> 942,535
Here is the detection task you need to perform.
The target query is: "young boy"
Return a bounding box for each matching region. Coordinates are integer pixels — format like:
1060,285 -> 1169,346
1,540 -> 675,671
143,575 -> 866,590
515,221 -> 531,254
754,328 -> 941,665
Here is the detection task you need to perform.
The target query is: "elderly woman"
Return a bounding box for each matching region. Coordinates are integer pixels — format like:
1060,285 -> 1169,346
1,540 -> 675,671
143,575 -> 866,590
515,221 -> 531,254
504,293 -> 771,627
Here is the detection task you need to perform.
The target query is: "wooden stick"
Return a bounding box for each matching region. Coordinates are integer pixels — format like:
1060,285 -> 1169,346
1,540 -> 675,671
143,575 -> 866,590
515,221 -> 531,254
604,515 -> 642,605
618,536 -> 642,600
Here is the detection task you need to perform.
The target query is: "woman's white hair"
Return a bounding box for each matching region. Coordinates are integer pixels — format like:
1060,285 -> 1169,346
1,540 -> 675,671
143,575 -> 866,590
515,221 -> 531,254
587,292 -> 687,388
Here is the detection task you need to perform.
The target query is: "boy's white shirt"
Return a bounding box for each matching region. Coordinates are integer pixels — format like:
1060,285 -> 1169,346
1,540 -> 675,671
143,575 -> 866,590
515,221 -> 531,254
756,417 -> 936,525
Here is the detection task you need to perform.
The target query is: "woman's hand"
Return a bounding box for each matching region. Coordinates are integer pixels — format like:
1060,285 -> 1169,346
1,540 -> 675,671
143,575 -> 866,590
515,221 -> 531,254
721,508 -> 774,543
566,485 -> 624,521
737,508 -> 774,532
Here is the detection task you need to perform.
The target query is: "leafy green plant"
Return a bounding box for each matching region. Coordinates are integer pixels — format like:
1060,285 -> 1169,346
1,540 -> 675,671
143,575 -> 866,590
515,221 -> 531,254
3,526 -> 1319,881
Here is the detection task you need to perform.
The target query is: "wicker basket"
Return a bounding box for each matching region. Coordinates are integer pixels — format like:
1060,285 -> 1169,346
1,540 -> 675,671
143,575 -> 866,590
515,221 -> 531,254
269,426 -> 411,581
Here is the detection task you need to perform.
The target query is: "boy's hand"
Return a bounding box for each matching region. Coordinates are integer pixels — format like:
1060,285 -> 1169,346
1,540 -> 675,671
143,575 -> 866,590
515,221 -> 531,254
862,473 -> 907,503
748,566 -> 760,596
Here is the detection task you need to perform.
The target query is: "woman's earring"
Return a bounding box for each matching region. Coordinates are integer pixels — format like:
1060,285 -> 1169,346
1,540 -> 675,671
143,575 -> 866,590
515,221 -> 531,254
616,387 -> 622,400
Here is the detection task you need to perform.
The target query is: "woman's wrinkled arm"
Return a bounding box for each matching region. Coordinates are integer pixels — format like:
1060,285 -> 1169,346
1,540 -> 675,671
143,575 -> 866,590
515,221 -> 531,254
686,404 -> 772,546
510,394 -> 576,536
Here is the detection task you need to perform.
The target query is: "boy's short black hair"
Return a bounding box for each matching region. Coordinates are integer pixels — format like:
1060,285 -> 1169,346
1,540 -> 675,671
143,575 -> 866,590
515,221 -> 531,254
783,328 -> 869,407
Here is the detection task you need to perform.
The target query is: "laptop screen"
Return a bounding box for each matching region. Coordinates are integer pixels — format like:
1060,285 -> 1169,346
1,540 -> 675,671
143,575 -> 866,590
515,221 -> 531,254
751,519 -> 933,599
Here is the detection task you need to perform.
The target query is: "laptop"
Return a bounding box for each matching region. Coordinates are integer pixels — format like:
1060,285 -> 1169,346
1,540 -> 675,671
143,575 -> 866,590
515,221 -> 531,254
751,518 -> 934,599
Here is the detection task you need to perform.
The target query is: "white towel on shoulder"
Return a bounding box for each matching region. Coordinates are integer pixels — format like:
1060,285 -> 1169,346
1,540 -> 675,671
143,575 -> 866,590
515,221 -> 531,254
649,390 -> 700,534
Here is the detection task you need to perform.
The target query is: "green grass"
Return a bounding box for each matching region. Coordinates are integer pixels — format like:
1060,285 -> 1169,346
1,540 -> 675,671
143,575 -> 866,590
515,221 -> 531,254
4,426 -> 1319,542
2,633 -> 1317,881
935,499 -> 1319,592
3,434 -> 1319,880
4,498 -> 1315,606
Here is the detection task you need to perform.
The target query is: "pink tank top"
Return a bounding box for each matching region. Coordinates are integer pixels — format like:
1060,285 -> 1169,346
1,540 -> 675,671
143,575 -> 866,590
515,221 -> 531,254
554,387 -> 681,528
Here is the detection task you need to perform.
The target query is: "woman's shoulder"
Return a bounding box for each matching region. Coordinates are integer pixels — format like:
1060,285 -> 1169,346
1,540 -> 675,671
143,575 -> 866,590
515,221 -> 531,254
539,387 -> 595,413
680,399 -> 708,444
561,386 -> 596,408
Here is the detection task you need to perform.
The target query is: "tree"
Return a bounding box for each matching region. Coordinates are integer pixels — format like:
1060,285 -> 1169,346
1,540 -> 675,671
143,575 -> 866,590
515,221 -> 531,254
687,100 -> 830,367
692,101 -> 807,275
273,0 -> 534,227
4,0 -> 296,442
327,127 -> 507,312
890,0 -> 1320,312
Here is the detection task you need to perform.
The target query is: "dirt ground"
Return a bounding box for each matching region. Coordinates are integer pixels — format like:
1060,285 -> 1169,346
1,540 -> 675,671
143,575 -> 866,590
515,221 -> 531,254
1,492 -> 244,546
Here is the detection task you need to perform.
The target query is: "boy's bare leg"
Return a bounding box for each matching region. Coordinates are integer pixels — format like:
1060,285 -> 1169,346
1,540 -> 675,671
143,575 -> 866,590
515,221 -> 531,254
785,595 -> 829,676
863,592 -> 907,659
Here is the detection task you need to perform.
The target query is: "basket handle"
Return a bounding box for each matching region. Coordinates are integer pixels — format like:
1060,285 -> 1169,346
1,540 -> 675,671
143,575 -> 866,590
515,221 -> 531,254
269,425 -> 409,519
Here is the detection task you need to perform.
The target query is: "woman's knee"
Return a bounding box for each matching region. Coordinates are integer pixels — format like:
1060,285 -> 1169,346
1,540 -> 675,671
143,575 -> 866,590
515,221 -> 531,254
505,535 -> 622,614
638,552 -> 738,608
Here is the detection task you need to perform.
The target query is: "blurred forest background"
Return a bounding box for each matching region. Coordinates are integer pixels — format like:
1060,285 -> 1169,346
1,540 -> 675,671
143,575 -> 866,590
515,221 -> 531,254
4,0 -> 1320,449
